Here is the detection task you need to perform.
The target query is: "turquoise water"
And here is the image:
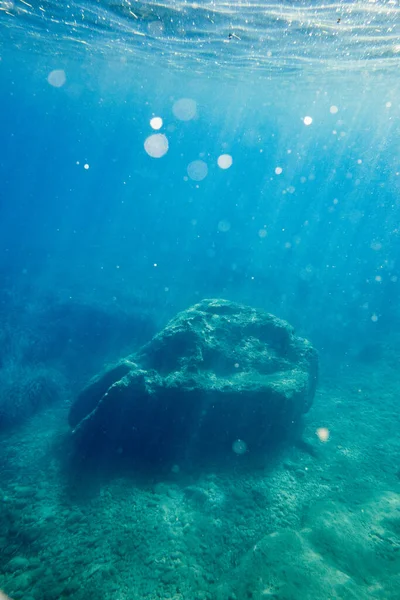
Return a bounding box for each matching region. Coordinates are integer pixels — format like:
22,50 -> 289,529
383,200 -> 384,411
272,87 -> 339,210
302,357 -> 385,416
1,1 -> 400,599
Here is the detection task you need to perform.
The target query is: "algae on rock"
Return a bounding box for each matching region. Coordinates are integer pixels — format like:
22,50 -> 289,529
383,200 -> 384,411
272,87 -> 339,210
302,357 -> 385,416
69,299 -> 318,460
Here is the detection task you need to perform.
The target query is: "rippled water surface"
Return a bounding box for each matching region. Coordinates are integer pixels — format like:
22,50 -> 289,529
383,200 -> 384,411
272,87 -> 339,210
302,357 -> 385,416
1,0 -> 400,76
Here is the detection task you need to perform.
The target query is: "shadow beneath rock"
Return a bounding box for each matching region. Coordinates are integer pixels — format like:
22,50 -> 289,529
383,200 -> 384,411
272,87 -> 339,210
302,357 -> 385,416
60,416 -> 308,503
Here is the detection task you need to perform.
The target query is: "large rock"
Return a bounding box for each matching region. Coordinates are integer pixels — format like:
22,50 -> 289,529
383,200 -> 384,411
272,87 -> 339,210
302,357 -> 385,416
69,299 -> 318,461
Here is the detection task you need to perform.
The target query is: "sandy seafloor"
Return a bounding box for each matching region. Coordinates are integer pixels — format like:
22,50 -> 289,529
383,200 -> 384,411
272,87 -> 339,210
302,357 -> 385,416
0,357 -> 399,600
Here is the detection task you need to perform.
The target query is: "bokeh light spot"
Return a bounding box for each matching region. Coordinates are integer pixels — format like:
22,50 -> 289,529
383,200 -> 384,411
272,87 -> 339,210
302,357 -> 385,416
232,439 -> 248,455
217,154 -> 233,169
316,427 -> 330,442
148,21 -> 164,36
172,98 -> 197,121
187,160 -> 208,181
218,219 -> 231,232
144,133 -> 169,158
370,241 -> 382,251
150,117 -> 163,130
47,69 -> 66,88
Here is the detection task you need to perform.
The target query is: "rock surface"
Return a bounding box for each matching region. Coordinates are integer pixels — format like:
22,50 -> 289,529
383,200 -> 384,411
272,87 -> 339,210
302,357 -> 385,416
69,299 -> 318,460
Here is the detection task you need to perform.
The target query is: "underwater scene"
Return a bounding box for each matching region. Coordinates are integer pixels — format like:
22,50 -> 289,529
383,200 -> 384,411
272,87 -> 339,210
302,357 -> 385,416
1,0 -> 400,598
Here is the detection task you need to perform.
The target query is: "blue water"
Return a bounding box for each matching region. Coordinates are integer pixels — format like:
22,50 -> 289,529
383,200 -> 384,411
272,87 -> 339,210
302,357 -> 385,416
1,2 -> 400,598
1,52 -> 399,359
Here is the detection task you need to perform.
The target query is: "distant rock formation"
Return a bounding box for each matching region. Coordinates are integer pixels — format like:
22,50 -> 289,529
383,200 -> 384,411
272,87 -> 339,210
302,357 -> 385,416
69,299 -> 318,461
0,365 -> 66,431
